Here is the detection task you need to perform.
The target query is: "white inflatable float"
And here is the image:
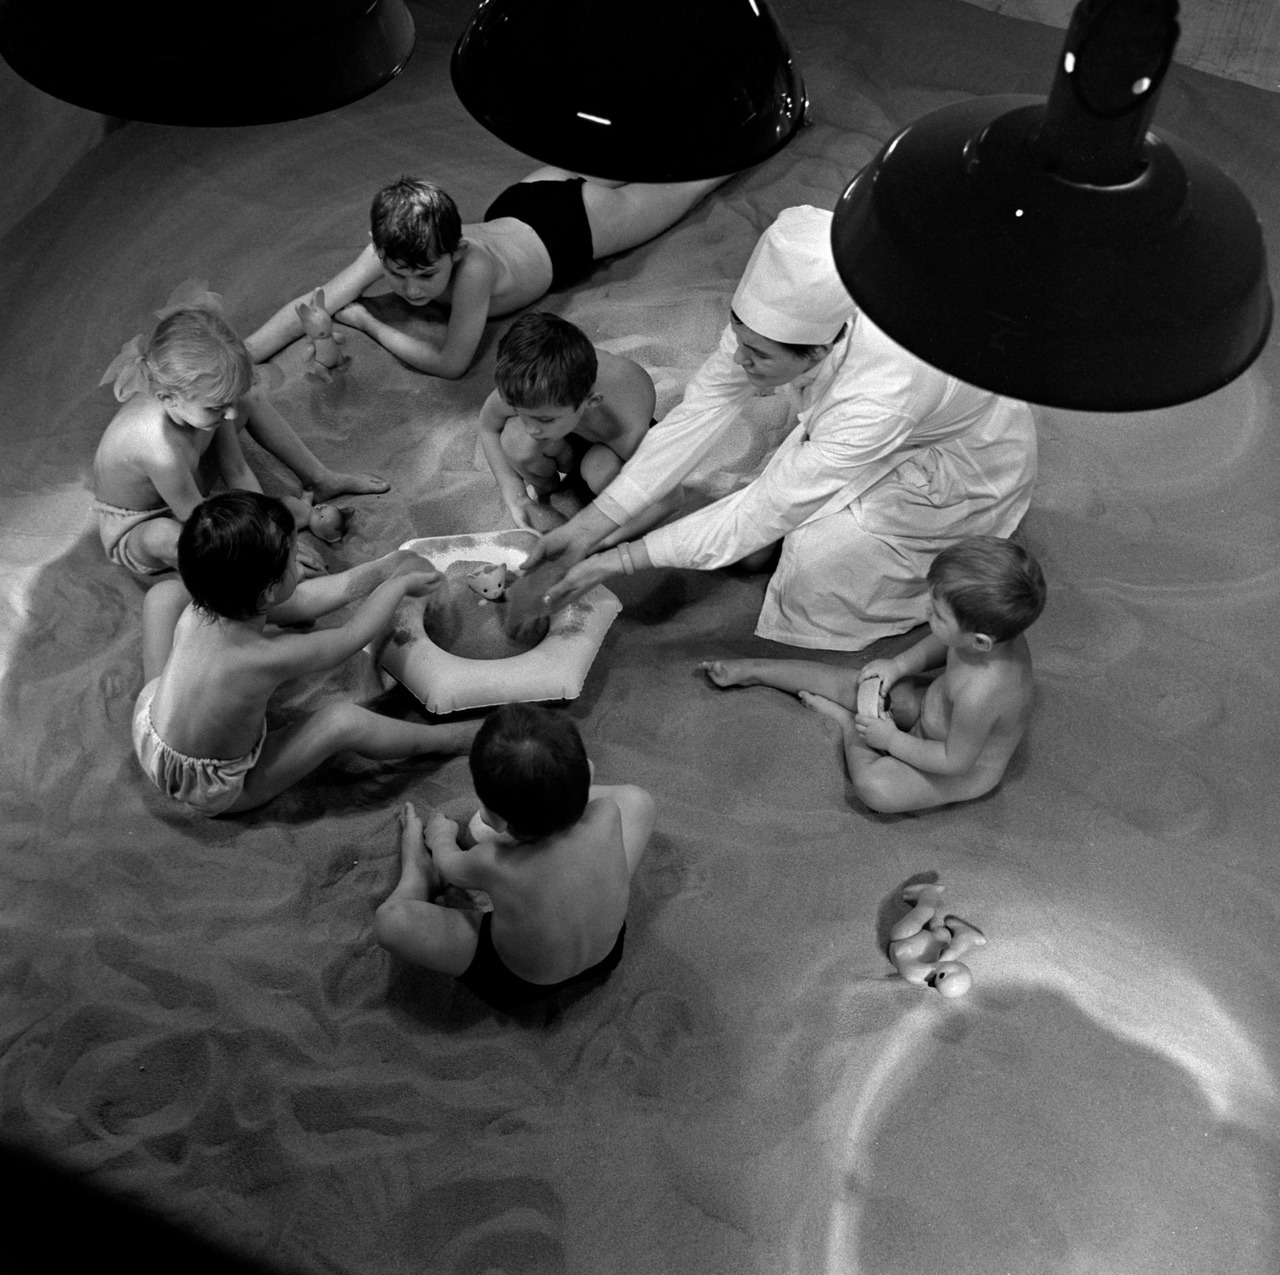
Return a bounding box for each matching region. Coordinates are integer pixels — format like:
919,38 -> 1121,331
378,529 -> 621,714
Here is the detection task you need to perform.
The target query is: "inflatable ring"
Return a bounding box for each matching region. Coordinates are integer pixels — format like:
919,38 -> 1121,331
378,529 -> 621,714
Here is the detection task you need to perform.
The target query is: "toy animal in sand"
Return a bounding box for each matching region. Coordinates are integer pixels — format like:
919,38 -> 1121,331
308,503 -> 349,543
465,563 -> 513,601
887,881 -> 986,998
295,288 -> 348,381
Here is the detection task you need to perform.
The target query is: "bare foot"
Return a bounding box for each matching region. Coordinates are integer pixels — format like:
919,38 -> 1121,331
312,470 -> 390,500
398,801 -> 447,898
798,690 -> 855,727
699,659 -> 754,688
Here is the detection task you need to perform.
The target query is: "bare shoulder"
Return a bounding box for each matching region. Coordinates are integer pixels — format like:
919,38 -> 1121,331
595,347 -> 655,399
591,350 -> 657,446
454,239 -> 499,293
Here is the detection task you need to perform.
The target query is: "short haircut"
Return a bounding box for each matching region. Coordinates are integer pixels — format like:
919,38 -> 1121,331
178,492 -> 295,622
146,308 -> 253,404
469,704 -> 590,840
370,176 -> 462,267
927,536 -> 1046,643
494,312 -> 598,409
729,308 -> 847,361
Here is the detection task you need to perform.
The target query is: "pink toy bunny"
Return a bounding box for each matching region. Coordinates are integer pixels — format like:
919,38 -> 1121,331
295,288 -> 348,382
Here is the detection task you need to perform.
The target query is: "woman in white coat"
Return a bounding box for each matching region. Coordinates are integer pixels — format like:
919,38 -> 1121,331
530,206 -> 1038,651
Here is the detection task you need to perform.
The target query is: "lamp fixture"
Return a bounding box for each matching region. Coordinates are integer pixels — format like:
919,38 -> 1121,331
830,0 -> 1272,411
0,0 -> 415,127
451,0 -> 807,183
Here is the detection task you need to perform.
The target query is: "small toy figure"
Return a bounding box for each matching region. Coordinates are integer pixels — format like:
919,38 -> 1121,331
465,563 -> 512,601
308,503 -> 349,543
294,288 -> 348,381
886,881 -> 986,997
856,673 -> 885,720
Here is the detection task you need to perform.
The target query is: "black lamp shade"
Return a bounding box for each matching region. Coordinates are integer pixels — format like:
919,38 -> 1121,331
451,0 -> 807,182
831,0 -> 1272,411
0,0 -> 415,126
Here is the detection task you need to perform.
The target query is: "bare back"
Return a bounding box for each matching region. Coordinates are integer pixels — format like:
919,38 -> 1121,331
573,349 -> 657,459
467,798 -> 632,984
917,634 -> 1035,781
458,221 -> 554,316
146,605 -> 288,759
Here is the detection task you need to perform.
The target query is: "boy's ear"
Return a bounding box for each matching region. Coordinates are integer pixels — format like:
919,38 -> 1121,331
971,632 -> 995,653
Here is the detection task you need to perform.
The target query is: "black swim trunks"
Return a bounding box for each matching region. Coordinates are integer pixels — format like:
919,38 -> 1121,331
460,912 -> 626,1009
484,177 -> 595,292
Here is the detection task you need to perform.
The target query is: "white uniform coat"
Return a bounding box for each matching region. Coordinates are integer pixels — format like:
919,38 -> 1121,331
594,312 -> 1038,650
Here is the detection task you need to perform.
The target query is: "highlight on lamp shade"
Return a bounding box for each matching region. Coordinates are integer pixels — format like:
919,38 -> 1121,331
451,0 -> 807,183
0,0 -> 415,126
830,0 -> 1272,412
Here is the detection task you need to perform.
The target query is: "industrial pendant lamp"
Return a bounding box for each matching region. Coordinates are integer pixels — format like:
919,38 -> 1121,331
830,0 -> 1272,411
451,0 -> 807,183
0,0 -> 415,126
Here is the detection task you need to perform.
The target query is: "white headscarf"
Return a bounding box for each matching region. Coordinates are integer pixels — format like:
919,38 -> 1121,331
731,205 -> 855,347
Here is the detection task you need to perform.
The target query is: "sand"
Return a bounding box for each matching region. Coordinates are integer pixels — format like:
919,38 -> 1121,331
0,0 -> 1278,1271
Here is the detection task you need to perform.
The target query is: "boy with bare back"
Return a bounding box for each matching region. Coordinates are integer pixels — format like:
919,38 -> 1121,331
700,537 -> 1046,813
136,492 -> 476,816
245,169 -> 727,379
375,704 -> 654,1006
478,311 -> 680,539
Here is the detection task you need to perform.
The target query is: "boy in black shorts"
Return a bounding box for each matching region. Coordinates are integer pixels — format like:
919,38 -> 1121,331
375,704 -> 655,1008
247,168 -> 728,379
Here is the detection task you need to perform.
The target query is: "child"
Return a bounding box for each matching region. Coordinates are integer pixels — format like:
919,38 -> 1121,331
244,168 -> 727,379
478,311 -> 681,539
93,298 -> 387,579
700,537 -> 1046,813
375,704 -> 655,1006
135,492 -> 478,816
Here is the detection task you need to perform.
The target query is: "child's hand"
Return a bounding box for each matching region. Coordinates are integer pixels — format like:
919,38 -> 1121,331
399,568 -> 445,598
382,549 -> 434,579
855,711 -> 898,752
858,658 -> 898,688
507,498 -> 537,531
335,302 -> 371,333
296,537 -> 328,577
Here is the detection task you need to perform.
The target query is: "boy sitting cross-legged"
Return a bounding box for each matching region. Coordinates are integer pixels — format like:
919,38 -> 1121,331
700,536 -> 1046,813
478,311 -> 681,540
135,491 -> 477,817
375,704 -> 655,1008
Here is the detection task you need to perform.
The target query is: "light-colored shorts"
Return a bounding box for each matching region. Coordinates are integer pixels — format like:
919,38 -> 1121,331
93,500 -> 175,577
132,678 -> 266,816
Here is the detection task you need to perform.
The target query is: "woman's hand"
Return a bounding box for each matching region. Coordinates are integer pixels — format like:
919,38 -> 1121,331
542,550 -> 621,610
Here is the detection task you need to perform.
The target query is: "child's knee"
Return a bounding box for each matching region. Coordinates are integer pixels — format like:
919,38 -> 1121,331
500,419 -> 540,465
373,899 -> 412,954
579,444 -> 621,494
852,767 -> 902,813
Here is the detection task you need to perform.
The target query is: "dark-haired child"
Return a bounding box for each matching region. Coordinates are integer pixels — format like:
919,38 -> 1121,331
700,536 -> 1046,812
375,704 -> 654,1004
134,492 -> 478,816
245,168 -> 727,379
478,311 -> 681,540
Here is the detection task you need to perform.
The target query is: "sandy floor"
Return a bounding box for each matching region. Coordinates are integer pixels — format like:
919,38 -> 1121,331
1,0 -> 1277,1271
